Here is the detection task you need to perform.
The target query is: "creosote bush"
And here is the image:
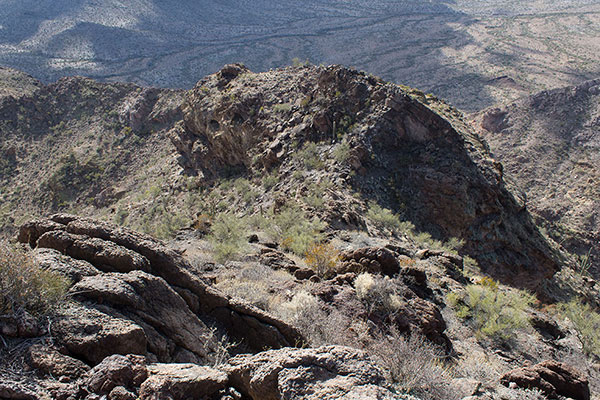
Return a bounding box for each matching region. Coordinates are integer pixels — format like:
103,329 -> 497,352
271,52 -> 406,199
0,242 -> 70,317
208,213 -> 249,263
557,299 -> 600,358
448,278 -> 535,341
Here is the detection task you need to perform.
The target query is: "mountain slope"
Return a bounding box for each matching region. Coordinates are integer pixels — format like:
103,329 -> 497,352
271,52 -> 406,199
473,78 -> 600,277
1,1 -> 600,110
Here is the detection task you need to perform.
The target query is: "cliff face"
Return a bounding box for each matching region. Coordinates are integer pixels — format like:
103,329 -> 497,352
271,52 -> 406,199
172,64 -> 559,290
473,79 -> 600,277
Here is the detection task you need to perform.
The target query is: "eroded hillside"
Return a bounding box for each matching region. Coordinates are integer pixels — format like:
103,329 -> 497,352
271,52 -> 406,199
1,64 -> 599,400
473,79 -> 600,278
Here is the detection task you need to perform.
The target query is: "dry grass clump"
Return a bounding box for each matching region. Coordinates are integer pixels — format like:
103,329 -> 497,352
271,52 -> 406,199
272,290 -> 350,346
0,242 -> 70,317
366,327 -> 459,400
214,263 -> 293,310
354,272 -> 404,315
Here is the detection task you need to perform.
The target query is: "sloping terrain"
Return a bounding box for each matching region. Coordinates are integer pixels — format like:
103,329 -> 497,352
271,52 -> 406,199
1,1 -> 600,110
473,78 -> 600,277
0,65 -> 599,399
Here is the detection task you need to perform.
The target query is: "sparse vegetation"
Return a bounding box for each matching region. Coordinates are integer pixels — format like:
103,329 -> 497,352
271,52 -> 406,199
267,205 -> 325,255
448,278 -> 535,341
332,139 -> 352,164
366,202 -> 414,234
304,242 -> 339,278
208,213 -> 249,263
354,273 -> 404,315
295,142 -> 324,170
0,242 -> 70,318
557,299 -> 600,358
367,328 -> 458,400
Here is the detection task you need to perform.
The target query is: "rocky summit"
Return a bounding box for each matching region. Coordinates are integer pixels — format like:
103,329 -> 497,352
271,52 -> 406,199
0,64 -> 598,400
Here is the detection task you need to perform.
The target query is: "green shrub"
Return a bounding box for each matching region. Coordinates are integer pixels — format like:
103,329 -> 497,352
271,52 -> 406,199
366,202 -> 414,234
273,103 -> 292,113
332,140 -> 352,164
262,171 -> 279,190
0,242 -> 70,317
268,206 -> 325,255
558,299 -> 600,357
295,142 -> 324,170
208,213 -> 249,263
448,279 -> 534,341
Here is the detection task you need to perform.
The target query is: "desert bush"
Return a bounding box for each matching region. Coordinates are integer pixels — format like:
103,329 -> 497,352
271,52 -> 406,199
366,202 -> 414,234
558,298 -> 600,357
295,142 -> 324,170
367,327 -> 458,400
261,171 -> 279,190
272,290 -> 350,346
304,242 -> 339,278
448,279 -> 534,341
332,140 -> 352,163
354,273 -> 404,315
208,213 -> 249,263
0,242 -> 70,317
268,206 -> 325,255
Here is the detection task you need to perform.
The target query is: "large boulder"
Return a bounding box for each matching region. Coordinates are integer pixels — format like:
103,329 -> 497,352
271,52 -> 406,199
139,363 -> 228,400
500,360 -> 590,400
223,345 -> 403,400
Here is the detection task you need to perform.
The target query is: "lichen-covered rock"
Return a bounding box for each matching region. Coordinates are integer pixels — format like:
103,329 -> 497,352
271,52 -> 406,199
27,344 -> 90,381
223,345 -> 400,400
139,363 -> 228,400
85,354 -> 147,395
500,360 -> 590,400
53,303 -> 147,365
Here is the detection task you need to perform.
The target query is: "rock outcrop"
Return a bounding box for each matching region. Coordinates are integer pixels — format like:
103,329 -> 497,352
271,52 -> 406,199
500,360 -> 590,400
223,345 -> 402,400
172,64 -> 560,291
18,214 -> 303,361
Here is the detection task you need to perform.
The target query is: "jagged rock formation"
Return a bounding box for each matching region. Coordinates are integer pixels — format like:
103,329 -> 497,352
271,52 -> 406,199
18,214 -> 302,357
1,215 -> 407,399
473,79 -> 600,277
171,64 -> 559,291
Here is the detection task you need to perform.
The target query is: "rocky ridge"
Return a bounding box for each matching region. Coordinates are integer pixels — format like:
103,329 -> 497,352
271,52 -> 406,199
0,64 -> 598,399
473,78 -> 600,278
